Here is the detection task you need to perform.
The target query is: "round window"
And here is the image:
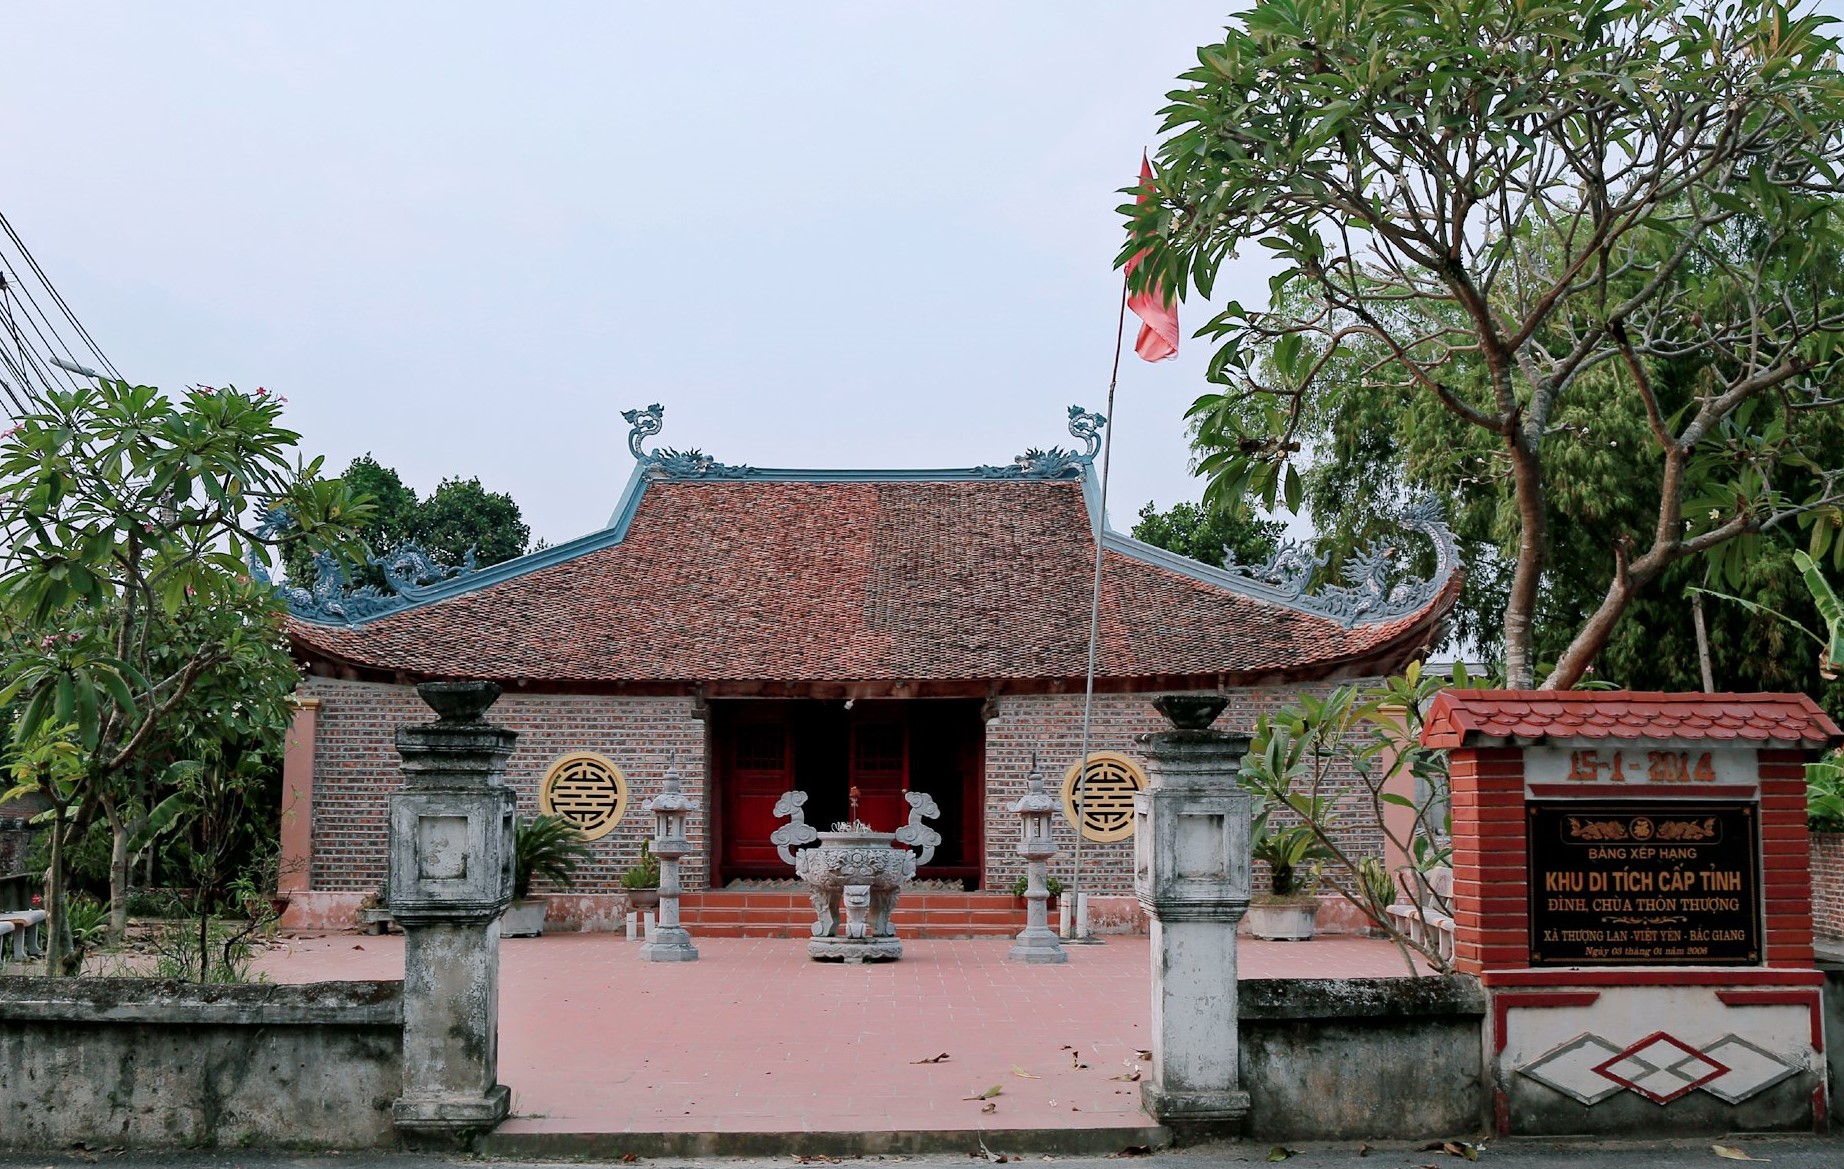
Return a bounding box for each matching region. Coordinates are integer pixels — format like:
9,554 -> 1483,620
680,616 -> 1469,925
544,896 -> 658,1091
539,752 -> 629,841
1060,751 -> 1147,843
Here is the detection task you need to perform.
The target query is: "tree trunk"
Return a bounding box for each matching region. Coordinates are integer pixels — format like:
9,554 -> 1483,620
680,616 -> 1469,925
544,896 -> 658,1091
1501,436 -> 1548,689
106,809 -> 130,945
1544,553 -> 1670,689
45,808 -> 68,978
1693,590 -> 1716,692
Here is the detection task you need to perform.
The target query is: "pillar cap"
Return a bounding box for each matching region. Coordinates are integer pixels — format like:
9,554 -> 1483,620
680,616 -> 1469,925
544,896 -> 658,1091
416,680 -> 503,724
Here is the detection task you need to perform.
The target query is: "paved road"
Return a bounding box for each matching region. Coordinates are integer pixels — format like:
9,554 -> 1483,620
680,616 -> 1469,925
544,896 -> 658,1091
5,1138 -> 1843,1169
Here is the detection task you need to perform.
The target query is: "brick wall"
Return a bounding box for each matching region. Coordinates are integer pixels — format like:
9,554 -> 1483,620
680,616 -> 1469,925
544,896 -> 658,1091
983,685 -> 1380,896
305,678 -> 1386,899
1813,831 -> 1844,942
304,678 -> 706,895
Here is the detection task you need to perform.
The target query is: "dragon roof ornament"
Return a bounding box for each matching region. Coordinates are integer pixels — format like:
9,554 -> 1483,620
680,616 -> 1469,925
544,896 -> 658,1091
622,403 -> 756,479
1219,496 -> 1459,628
247,503 -> 479,626
973,405 -> 1106,480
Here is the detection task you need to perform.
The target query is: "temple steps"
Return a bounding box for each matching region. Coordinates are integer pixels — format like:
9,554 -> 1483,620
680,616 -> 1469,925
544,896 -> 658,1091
675,891 -> 1030,939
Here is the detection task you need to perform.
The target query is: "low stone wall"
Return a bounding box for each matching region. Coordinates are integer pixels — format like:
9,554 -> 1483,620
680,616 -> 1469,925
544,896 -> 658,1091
0,979 -> 403,1149
1239,976 -> 1487,1141
1814,832 -> 1844,941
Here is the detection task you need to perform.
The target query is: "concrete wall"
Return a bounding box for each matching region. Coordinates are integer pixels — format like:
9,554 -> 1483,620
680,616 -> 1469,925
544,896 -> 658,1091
1814,832 -> 1844,942
0,979 -> 403,1149
1239,976 -> 1488,1141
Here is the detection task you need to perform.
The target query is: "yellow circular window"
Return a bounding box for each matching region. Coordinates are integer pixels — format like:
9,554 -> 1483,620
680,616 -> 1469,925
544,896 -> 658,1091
539,752 -> 629,841
1060,751 -> 1147,843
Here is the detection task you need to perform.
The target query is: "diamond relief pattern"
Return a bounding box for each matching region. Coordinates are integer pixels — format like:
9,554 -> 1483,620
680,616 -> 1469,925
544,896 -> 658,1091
1520,1029 -> 1799,1108
1591,1032 -> 1729,1104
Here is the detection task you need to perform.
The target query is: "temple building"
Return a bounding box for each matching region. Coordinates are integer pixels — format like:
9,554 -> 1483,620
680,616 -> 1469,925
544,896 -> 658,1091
276,405 -> 1460,931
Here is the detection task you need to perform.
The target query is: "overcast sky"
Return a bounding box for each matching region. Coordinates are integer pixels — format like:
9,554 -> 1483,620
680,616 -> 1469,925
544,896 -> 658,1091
2,3 -> 1264,548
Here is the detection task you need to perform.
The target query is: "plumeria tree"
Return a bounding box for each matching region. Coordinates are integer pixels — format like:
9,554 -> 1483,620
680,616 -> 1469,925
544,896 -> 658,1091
1124,0 -> 1844,688
0,380 -> 369,950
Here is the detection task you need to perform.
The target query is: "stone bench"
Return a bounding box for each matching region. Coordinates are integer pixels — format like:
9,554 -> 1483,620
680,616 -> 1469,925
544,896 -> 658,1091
0,910 -> 46,961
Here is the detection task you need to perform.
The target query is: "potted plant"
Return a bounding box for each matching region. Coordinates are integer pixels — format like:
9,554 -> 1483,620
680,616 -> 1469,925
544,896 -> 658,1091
621,838 -> 661,911
502,814 -> 592,938
1009,872 -> 1064,910
1245,814 -> 1335,941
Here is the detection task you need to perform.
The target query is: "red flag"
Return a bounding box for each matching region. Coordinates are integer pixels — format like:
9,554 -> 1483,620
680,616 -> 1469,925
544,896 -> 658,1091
1125,153 -> 1179,362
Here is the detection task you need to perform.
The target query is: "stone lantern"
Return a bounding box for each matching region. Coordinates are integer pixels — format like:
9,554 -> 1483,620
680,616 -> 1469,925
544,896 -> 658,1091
1008,753 -> 1066,964
639,755 -> 699,962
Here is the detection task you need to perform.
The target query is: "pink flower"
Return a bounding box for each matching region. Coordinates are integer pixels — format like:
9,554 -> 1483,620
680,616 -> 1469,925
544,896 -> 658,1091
30,895 -> 40,908
254,387 -> 268,397
2,424 -> 20,439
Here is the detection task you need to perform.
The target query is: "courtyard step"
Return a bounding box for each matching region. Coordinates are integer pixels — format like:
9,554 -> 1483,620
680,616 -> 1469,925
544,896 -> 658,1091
676,891 -> 1030,939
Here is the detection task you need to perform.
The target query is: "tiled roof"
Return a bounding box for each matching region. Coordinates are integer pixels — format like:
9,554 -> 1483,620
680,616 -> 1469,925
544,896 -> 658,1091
1421,690 -> 1841,749
289,477 -> 1458,687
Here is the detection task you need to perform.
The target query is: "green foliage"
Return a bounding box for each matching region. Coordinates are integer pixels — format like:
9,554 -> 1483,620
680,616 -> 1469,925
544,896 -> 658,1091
1808,754 -> 1844,832
1130,500 -> 1282,570
514,814 -> 593,900
1249,818 -> 1333,898
1125,0 -> 1844,688
1009,873 -> 1066,899
619,838 -> 661,891
1239,662 -> 1476,971
284,456 -> 530,588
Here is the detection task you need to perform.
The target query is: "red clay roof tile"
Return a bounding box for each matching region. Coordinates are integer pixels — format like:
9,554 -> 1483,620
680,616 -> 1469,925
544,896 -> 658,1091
1421,690 -> 1840,749
289,478 -> 1458,687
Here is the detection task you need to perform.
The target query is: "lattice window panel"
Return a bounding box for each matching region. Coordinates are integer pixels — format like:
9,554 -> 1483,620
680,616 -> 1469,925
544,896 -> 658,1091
1061,752 -> 1147,843
733,725 -> 787,772
538,752 -> 629,841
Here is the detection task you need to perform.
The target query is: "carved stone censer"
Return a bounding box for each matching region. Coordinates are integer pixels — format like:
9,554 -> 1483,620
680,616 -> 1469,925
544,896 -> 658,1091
771,786 -> 941,962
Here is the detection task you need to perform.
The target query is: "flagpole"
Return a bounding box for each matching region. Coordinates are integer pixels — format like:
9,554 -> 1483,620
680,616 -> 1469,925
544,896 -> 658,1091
1066,268 -> 1130,942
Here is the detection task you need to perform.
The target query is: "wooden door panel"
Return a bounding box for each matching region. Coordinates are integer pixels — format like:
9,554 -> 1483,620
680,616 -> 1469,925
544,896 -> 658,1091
720,719 -> 791,878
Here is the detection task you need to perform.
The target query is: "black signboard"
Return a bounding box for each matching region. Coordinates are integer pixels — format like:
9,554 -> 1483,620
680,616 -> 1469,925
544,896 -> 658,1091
1526,801 -> 1760,966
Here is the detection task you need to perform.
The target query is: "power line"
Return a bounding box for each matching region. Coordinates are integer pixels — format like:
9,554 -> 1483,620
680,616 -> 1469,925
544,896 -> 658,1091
0,211 -> 119,380
0,211 -> 123,422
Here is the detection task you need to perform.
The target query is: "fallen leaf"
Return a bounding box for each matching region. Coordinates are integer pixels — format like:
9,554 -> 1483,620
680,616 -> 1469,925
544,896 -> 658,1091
1107,1069 -> 1141,1082
981,1102 -> 997,1115
964,1085 -> 1003,1101
1048,1100 -> 1057,1108
1116,1147 -> 1152,1158
1012,1065 -> 1039,1079
1359,1143 -> 1372,1157
622,1156 -> 637,1164
1267,1148 -> 1297,1163
351,944 -> 364,950
978,1139 -> 1004,1162
1713,1147 -> 1769,1163
1070,1053 -> 1089,1069
911,1053 -> 951,1064
1135,1050 -> 1152,1061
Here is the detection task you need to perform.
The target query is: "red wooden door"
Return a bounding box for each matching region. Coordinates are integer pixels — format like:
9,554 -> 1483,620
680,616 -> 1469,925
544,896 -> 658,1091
849,719 -> 908,833
719,718 -> 793,880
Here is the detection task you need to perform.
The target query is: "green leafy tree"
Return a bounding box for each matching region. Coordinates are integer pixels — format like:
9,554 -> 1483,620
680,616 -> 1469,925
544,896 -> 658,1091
416,476 -> 530,568
0,380 -> 367,957
1130,500 -> 1282,570
1,723 -> 84,973
1123,0 -> 1844,689
284,457 -> 529,587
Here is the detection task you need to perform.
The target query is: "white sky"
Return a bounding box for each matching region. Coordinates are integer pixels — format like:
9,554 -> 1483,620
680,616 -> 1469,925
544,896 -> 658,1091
2,3 -> 1259,548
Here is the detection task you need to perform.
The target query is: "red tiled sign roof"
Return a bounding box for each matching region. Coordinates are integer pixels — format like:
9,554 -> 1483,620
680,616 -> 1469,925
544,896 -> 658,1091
289,478 -> 1457,688
1421,690 -> 1841,749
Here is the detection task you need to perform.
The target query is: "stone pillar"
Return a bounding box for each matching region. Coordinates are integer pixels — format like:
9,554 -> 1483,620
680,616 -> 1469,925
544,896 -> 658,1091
1133,694 -> 1252,1141
388,681 -> 519,1144
640,757 -> 699,962
1009,754 -> 1066,964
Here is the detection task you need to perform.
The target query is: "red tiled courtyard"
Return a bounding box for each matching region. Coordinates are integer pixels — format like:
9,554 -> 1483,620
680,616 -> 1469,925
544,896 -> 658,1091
256,932 -> 1414,1137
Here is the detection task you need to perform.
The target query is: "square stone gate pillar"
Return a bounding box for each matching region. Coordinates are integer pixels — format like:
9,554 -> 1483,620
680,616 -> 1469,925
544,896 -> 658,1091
388,680 -> 519,1144
1133,694 -> 1253,1140
1424,691 -> 1839,1137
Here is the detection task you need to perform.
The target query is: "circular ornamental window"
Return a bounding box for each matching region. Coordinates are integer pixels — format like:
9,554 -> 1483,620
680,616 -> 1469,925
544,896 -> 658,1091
539,752 -> 629,841
1060,751 -> 1148,843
